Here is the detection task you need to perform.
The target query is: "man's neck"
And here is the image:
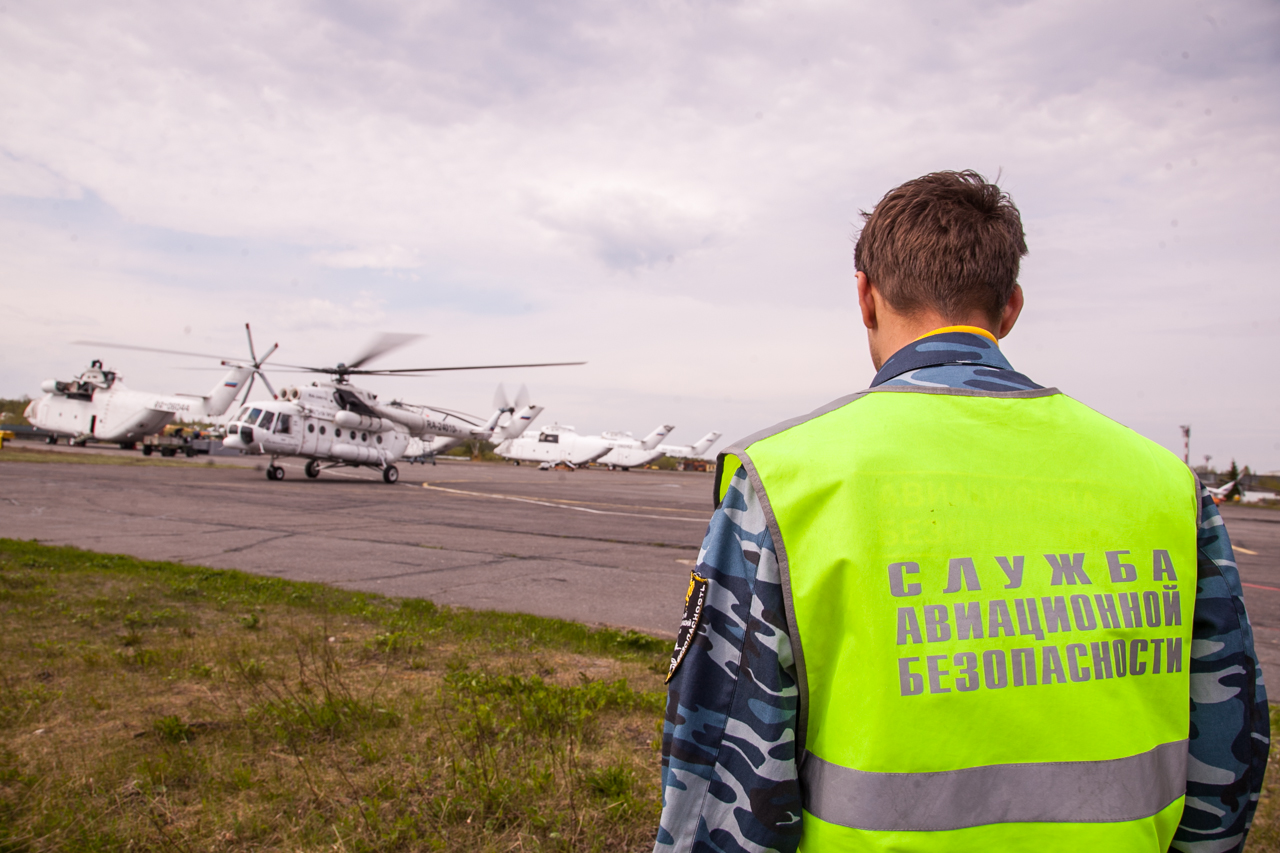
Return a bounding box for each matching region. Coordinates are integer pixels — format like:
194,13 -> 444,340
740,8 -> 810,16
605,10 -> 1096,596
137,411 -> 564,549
869,316 -> 999,370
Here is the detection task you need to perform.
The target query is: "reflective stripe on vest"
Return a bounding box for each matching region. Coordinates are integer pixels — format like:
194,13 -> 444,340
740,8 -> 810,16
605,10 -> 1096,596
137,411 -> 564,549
719,386 -> 1199,851
802,739 -> 1187,831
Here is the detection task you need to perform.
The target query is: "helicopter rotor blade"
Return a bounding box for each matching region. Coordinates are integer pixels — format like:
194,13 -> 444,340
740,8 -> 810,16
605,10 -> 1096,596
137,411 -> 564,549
493,383 -> 509,413
419,405 -> 483,425
514,384 -> 530,411
256,341 -> 279,368
352,361 -> 586,375
256,369 -> 278,400
346,333 -> 423,370
72,341 -> 241,361
244,323 -> 259,365
238,373 -> 257,408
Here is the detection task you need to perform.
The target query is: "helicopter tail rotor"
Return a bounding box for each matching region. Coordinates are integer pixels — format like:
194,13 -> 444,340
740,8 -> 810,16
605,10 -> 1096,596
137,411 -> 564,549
493,383 -> 511,414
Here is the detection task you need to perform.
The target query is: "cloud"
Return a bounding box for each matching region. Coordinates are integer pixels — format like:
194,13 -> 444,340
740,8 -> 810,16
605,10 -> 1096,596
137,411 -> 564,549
529,186 -> 726,271
0,151 -> 82,200
314,244 -> 424,270
0,0 -> 1277,465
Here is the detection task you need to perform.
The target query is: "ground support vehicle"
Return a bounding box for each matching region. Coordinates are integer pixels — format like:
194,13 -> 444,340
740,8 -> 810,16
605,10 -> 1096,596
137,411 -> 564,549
141,430 -> 218,458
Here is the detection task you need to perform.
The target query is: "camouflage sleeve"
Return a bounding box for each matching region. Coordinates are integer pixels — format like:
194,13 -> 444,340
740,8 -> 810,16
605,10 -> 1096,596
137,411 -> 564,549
655,467 -> 802,853
1173,485 -> 1270,853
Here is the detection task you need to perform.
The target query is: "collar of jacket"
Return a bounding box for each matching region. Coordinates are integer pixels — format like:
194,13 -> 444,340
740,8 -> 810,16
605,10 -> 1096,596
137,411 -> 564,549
870,330 -> 1017,387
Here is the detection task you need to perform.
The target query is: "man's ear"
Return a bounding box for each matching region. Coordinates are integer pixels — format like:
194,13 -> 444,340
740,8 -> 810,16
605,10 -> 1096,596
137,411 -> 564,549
997,284 -> 1024,339
857,271 -> 877,331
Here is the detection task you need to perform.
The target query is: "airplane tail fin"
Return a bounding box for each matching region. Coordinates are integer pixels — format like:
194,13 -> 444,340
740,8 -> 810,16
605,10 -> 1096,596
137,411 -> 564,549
640,424 -> 676,450
203,365 -> 254,417
691,431 -> 722,455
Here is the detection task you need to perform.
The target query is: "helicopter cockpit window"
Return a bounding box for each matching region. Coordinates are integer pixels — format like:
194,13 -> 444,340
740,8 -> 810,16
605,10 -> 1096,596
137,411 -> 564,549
275,414 -> 291,434
236,406 -> 251,422
248,408 -> 263,424
259,411 -> 275,431
538,433 -> 559,444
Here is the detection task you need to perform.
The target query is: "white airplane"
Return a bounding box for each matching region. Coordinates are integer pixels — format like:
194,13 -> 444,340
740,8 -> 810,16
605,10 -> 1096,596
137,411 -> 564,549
1206,479 -> 1238,505
23,328 -> 273,447
596,425 -> 676,470
218,343 -> 581,483
656,431 -> 722,460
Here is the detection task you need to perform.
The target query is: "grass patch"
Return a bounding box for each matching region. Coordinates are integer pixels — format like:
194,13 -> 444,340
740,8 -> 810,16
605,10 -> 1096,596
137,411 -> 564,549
0,445 -> 232,467
1250,704 -> 1280,851
0,538 -> 668,851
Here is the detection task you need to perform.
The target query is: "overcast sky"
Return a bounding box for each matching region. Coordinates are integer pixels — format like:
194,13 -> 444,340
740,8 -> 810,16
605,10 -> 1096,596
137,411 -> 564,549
2,0 -> 1277,469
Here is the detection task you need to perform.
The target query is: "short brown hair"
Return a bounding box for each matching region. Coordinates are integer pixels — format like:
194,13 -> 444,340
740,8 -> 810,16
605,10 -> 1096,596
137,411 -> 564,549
854,170 -> 1028,323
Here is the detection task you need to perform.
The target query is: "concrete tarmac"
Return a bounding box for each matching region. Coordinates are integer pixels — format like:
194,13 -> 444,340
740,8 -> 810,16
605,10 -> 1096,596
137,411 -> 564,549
0,448 -> 710,637
2,446 -> 1279,676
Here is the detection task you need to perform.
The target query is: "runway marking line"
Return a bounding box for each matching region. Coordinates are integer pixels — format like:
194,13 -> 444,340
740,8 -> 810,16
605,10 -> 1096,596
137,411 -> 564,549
421,483 -> 707,523
1242,582 -> 1280,593
420,483 -> 700,515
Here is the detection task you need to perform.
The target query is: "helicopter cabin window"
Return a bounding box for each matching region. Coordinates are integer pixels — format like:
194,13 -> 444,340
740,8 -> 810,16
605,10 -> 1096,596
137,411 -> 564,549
248,408 -> 263,424
361,432 -> 368,442
319,425 -> 326,436
350,430 -> 358,440
308,423 -> 315,433
275,414 -> 291,434
259,411 -> 275,431
228,424 -> 239,435
538,433 -> 560,444
376,435 -> 382,444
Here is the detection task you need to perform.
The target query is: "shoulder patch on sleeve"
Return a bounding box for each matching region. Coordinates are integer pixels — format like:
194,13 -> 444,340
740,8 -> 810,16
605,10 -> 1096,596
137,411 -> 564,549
666,572 -> 708,683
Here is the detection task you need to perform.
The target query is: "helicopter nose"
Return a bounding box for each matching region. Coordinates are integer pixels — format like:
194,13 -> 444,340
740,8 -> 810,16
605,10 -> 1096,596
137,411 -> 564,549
222,427 -> 251,450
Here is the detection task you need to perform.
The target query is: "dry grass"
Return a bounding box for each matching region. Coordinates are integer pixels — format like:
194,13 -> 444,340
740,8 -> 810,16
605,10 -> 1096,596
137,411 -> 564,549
0,540 -> 668,852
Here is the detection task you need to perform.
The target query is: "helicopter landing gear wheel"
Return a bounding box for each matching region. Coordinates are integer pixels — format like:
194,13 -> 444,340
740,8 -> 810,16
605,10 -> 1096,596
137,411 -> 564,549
46,435 -> 57,445
382,465 -> 399,484
142,446 -> 153,456
305,459 -> 321,479
266,465 -> 285,481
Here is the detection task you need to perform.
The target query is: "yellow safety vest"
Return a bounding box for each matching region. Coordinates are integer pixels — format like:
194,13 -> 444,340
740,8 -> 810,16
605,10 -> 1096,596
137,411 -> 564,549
717,386 -> 1198,852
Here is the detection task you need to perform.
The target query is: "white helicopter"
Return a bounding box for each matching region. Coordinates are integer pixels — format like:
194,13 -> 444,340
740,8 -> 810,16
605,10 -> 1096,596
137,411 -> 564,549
495,423 -> 613,468
218,337 -> 580,483
596,425 -> 676,470
23,328 -> 273,447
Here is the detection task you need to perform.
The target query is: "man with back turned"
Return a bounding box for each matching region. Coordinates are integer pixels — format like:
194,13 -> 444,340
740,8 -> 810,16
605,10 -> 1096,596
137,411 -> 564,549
654,171 -> 1268,852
